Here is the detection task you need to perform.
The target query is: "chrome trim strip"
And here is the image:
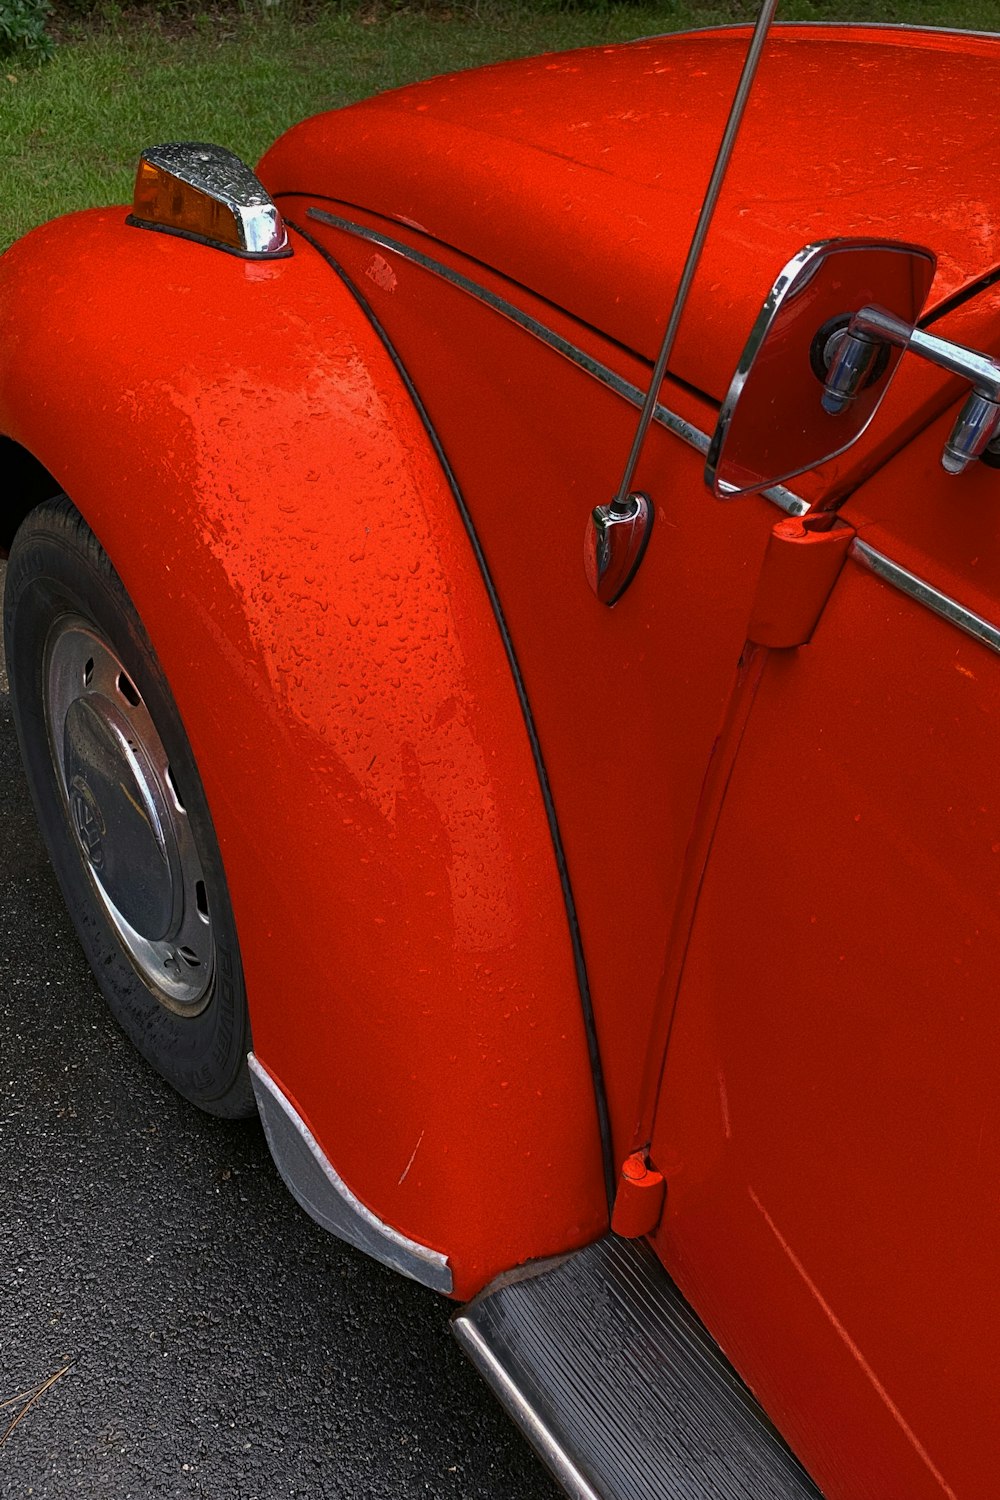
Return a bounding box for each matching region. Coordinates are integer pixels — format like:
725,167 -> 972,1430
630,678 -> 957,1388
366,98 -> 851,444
452,1316 -> 603,1500
753,481 -> 808,518
248,1053 -> 453,1293
306,207 -> 808,517
851,539 -> 1000,656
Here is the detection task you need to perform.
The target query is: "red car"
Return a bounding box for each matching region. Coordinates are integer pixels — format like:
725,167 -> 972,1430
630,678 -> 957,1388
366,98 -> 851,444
2,14 -> 998,1498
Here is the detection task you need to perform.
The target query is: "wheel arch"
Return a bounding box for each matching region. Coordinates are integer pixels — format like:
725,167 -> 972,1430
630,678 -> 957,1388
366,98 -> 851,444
0,438 -> 62,555
0,208 -> 609,1296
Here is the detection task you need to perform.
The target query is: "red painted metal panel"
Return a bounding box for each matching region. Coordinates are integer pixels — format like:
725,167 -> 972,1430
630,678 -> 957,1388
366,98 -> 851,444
261,27 -> 1000,404
292,199 -> 782,1172
649,414 -> 1000,1494
3,26 -> 997,1483
0,209 -> 609,1297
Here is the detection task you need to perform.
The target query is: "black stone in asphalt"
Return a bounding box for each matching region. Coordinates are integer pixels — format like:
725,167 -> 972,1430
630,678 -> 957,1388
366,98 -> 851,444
0,572 -> 559,1499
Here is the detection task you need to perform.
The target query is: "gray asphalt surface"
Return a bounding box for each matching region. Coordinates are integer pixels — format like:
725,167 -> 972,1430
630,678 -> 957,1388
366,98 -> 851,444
0,561 -> 559,1500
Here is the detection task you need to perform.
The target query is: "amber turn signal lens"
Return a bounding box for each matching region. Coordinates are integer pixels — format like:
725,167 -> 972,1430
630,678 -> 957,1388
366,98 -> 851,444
132,156 -> 245,251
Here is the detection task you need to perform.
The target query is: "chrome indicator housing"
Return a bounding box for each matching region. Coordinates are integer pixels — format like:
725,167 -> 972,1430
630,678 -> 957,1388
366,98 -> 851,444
128,142 -> 291,259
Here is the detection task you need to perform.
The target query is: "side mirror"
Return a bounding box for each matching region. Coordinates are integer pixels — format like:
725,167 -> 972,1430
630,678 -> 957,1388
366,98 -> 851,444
706,239 -> 936,498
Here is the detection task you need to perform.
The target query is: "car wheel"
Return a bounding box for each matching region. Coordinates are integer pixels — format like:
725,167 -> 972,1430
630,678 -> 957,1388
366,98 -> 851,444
3,496 -> 254,1117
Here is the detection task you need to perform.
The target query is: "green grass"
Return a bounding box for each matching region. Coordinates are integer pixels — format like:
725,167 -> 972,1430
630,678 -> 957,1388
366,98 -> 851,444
0,1 -> 996,250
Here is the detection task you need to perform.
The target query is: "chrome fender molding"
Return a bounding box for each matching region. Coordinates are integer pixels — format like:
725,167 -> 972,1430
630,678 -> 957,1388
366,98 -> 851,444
248,1053 -> 453,1294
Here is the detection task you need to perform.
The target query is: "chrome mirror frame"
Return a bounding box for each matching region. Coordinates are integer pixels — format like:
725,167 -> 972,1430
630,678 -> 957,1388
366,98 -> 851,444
705,237 -> 936,499
706,241 -> 830,498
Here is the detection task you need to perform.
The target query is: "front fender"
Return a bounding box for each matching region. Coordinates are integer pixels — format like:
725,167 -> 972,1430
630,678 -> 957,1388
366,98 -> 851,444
0,209 -> 608,1296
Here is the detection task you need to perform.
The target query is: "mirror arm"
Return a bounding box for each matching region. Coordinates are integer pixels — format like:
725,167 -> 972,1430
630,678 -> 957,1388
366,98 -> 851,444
911,327 -> 1000,395
823,306 -> 1000,474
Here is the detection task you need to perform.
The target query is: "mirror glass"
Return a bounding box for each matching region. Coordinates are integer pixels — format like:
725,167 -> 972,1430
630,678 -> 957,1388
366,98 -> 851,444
706,239 -> 936,499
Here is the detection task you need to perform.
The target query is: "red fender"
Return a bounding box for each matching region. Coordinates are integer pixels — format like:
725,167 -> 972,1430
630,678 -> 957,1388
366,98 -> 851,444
0,209 -> 608,1296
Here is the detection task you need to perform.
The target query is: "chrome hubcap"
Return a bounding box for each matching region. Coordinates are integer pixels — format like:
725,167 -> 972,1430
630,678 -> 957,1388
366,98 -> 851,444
44,617 -> 214,1013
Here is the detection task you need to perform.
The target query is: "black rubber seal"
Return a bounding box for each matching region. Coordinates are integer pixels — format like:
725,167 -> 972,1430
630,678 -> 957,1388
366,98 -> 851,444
125,213 -> 294,261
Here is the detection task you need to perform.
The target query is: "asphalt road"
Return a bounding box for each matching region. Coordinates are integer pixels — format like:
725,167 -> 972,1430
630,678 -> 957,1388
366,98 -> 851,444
0,562 -> 559,1500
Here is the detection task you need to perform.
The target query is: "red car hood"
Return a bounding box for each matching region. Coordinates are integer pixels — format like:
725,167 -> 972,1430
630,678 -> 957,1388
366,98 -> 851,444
259,24 -> 1000,403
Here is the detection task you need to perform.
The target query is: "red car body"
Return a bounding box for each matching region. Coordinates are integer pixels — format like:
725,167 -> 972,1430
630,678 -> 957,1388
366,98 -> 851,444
2,21 -> 999,1499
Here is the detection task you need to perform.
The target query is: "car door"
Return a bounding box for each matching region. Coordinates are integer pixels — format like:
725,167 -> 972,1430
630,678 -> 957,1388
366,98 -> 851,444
646,285 -> 1000,1500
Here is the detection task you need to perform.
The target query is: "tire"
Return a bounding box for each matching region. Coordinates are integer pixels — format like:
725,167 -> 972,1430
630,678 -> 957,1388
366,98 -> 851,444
3,496 -> 255,1118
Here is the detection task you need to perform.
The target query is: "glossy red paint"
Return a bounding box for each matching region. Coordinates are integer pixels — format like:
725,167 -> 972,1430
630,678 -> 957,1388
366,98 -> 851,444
2,18 -> 1000,1499
0,209 -> 608,1297
609,1152 -> 665,1240
289,199 -> 782,1174
649,558 -> 1000,1500
647,297 -> 1000,1500
746,515 -> 855,649
261,27 -> 1000,401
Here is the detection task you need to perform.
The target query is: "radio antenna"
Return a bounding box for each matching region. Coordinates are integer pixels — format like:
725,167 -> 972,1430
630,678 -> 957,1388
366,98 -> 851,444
611,0 -> 780,510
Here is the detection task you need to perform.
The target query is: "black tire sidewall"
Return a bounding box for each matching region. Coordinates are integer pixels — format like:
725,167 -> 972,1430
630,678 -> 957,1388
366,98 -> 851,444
4,500 -> 254,1117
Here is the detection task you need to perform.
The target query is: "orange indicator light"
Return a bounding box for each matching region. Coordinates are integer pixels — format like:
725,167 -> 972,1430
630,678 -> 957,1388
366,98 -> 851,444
132,157 -> 245,251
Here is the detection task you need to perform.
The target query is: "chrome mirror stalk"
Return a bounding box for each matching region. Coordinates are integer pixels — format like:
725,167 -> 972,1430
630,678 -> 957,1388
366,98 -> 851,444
822,306 -> 1000,475
820,327 -> 888,415
941,391 -> 1000,474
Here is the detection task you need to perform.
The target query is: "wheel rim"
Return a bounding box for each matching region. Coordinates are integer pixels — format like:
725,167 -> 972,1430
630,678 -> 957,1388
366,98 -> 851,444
43,615 -> 214,1015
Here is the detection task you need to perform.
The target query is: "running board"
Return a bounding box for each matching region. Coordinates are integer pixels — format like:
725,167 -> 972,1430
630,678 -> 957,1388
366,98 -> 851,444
452,1235 -> 823,1500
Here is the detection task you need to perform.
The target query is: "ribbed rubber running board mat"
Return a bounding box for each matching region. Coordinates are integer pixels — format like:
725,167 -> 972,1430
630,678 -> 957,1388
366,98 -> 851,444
452,1235 -> 823,1500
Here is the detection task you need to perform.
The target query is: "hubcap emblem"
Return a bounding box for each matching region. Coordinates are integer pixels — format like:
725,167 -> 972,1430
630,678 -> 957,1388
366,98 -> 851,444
70,774 -> 106,870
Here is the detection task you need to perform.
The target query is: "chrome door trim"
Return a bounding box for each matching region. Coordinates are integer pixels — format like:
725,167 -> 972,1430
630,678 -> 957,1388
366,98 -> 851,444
851,539 -> 1000,657
306,207 -> 808,518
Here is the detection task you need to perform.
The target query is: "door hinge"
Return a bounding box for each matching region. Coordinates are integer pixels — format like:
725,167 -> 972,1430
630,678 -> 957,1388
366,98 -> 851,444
610,1151 -> 667,1238
748,513 -> 855,648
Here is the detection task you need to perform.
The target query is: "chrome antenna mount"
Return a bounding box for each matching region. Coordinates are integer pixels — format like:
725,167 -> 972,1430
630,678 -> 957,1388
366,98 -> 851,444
610,0 -> 781,511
